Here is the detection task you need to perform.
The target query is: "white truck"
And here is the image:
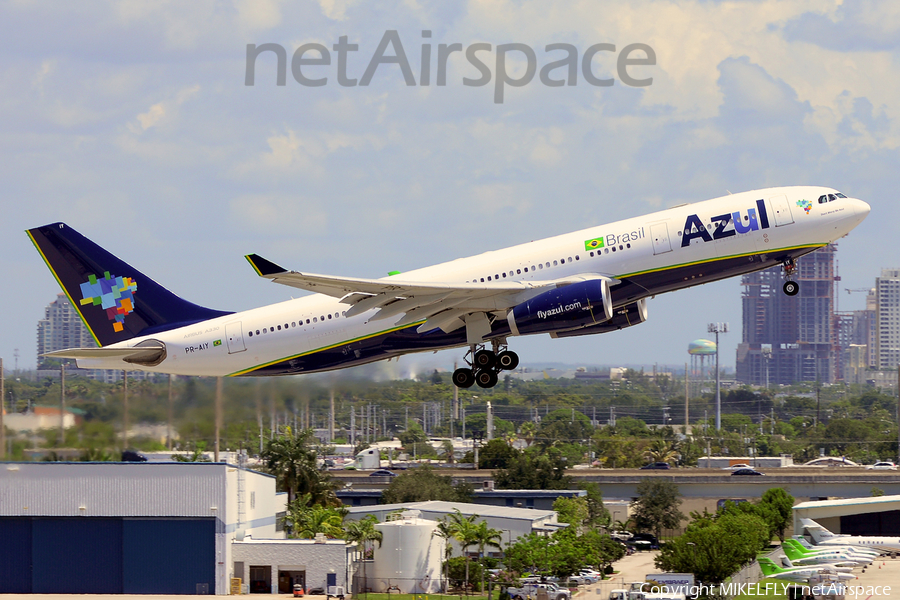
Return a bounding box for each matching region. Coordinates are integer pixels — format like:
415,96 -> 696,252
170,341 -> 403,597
507,582 -> 572,600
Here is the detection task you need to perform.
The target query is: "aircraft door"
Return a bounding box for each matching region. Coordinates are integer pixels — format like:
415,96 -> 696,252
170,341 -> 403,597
226,321 -> 247,354
769,195 -> 794,226
650,222 -> 672,255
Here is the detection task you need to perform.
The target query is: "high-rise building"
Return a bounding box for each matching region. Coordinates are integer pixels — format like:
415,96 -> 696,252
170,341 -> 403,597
875,268 -> 900,369
36,294 -> 96,369
736,245 -> 836,385
36,294 -> 151,383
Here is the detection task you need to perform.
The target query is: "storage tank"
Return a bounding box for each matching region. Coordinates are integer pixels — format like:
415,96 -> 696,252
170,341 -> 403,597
370,511 -> 443,594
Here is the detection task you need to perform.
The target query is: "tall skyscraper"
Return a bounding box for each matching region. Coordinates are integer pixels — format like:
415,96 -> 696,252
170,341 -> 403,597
875,268 -> 900,369
36,294 -> 149,382
736,245 -> 836,385
37,293 -> 96,369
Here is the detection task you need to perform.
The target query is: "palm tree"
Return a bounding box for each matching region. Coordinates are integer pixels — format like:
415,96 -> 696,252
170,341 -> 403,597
346,515 -> 382,593
289,498 -> 346,539
262,428 -> 336,505
643,439 -> 678,465
434,519 -> 456,591
446,509 -> 480,593
474,521 -> 503,593
440,440 -> 455,464
519,421 -> 537,447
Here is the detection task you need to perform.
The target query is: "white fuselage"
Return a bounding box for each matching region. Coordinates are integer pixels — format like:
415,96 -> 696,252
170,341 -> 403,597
75,186 -> 870,377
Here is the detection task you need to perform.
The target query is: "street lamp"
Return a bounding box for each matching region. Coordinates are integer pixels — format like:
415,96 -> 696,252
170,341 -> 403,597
707,323 -> 729,431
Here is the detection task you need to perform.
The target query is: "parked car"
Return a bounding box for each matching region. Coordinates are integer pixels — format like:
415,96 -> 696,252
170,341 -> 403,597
640,462 -> 671,470
867,461 -> 898,470
368,469 -> 396,477
721,463 -> 751,470
508,583 -> 571,600
731,468 -> 765,476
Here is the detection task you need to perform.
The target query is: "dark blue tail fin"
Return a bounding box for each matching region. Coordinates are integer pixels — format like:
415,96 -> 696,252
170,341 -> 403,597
28,223 -> 232,347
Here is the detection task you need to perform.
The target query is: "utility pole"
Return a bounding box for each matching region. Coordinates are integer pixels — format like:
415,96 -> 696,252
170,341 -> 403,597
0,357 -> 5,459
167,374 -> 174,451
59,363 -> 66,446
684,362 -> 689,434
708,322 -> 728,431
215,376 -> 223,462
329,389 -> 335,443
487,401 -> 493,440
122,370 -> 129,448
350,407 -> 355,447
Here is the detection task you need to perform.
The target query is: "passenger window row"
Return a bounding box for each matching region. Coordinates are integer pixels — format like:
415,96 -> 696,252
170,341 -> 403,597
465,245 -> 632,284
247,311 -> 347,338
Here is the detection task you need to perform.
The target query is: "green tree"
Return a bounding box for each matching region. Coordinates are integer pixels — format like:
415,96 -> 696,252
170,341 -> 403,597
655,509 -> 769,587
262,429 -> 336,505
631,479 -> 686,539
345,515 -> 382,586
287,495 -> 347,539
758,488 -> 794,542
478,438 -> 517,469
553,496 -> 590,530
494,449 -> 572,490
474,520 -> 503,592
382,466 -> 473,503
446,509 -> 480,592
579,482 -> 610,528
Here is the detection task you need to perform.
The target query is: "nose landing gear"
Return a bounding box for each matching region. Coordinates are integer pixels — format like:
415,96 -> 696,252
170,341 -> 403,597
452,340 -> 519,389
782,258 -> 800,296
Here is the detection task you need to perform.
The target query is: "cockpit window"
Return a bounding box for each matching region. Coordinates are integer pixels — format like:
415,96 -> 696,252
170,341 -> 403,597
818,193 -> 845,204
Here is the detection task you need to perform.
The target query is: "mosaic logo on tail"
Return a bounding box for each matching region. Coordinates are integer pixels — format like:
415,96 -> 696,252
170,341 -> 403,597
79,272 -> 138,333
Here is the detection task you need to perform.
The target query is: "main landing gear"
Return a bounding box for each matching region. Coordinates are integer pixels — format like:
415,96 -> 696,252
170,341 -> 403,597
781,258 -> 800,296
452,340 -> 519,389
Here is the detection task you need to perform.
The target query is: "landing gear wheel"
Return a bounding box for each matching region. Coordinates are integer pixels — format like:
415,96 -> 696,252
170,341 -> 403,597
452,368 -> 476,388
783,280 -> 800,296
497,350 -> 519,370
475,369 -> 499,389
473,350 -> 497,370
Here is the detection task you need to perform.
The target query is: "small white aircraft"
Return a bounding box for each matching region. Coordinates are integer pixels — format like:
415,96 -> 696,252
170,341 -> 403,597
28,186 -> 870,387
781,541 -> 871,568
791,535 -> 880,558
759,557 -> 854,584
802,518 -> 900,553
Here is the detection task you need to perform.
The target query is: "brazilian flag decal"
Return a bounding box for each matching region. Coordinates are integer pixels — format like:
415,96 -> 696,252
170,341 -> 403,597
584,237 -> 604,251
213,339 -> 222,347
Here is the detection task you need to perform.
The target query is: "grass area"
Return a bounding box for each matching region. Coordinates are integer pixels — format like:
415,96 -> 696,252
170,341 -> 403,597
354,594 -> 492,600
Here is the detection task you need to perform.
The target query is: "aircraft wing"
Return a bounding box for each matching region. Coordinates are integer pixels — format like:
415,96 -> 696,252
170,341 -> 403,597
245,254 -> 614,336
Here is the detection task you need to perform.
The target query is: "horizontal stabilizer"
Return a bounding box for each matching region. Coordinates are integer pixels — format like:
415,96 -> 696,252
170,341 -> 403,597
43,340 -> 166,367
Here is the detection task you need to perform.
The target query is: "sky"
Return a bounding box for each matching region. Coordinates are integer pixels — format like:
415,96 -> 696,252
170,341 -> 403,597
1,0 -> 897,375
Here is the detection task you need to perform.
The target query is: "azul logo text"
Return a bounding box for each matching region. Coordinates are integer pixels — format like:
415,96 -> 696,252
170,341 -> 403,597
681,199 -> 770,247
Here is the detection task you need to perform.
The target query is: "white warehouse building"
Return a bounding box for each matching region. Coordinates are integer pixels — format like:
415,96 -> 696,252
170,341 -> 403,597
0,462 -> 352,595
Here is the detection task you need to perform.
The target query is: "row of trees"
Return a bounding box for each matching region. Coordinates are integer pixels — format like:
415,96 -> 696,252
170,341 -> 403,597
7,367 -> 897,464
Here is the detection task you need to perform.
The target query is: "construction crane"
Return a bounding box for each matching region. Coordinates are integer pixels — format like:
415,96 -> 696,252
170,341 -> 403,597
845,288 -> 870,294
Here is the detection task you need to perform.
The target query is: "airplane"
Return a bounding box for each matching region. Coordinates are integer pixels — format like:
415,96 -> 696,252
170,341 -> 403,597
759,557 -> 854,584
27,186 -> 870,387
790,535 -> 880,558
802,518 -> 900,553
781,540 -> 871,567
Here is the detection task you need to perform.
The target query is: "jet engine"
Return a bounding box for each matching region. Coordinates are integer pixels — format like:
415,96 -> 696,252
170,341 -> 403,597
550,298 -> 647,338
507,278 -> 612,336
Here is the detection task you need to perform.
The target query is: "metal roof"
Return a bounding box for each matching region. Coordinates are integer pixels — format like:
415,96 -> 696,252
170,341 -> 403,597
346,500 -> 557,522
